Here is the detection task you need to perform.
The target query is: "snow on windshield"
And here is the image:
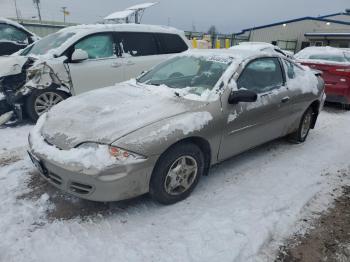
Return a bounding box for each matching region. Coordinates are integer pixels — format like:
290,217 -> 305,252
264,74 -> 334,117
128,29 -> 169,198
21,31 -> 75,57
137,55 -> 233,100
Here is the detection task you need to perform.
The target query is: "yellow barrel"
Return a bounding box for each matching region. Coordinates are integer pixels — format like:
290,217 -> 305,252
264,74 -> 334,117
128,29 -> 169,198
192,38 -> 198,49
215,39 -> 221,49
225,39 -> 230,49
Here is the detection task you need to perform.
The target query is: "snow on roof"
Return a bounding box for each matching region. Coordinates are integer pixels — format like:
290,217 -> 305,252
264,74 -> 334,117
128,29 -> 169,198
59,23 -> 182,35
229,43 -> 288,57
296,46 -> 346,57
295,46 -> 350,65
182,48 -> 269,62
126,2 -> 158,10
104,10 -> 136,20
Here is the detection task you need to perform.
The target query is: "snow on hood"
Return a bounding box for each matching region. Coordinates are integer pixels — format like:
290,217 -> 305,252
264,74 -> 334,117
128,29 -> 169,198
0,55 -> 28,77
41,82 -> 206,149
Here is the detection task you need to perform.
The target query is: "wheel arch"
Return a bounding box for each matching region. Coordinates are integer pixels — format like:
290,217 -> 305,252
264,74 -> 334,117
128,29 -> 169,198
309,100 -> 321,129
152,136 -> 212,179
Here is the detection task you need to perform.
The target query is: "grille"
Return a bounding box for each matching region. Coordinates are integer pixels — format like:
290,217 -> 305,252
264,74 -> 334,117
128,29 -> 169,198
69,182 -> 93,195
47,172 -> 63,185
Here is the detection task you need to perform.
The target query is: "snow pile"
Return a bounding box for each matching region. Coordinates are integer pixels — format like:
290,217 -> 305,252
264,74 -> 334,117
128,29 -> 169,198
288,67 -> 320,95
0,124 -> 33,155
30,114 -> 117,172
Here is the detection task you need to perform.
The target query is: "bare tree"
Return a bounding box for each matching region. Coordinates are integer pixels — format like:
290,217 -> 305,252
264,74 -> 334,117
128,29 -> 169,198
33,0 -> 42,22
207,25 -> 217,36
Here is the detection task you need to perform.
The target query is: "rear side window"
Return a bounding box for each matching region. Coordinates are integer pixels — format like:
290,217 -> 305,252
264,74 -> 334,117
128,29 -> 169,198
237,58 -> 284,93
118,32 -> 158,56
283,59 -> 304,79
157,33 -> 188,54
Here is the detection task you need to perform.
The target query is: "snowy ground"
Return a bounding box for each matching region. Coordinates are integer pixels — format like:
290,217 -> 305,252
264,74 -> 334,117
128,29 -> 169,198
0,107 -> 350,262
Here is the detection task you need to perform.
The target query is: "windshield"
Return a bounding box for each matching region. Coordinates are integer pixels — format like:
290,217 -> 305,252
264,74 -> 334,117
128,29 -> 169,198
20,31 -> 75,56
137,56 -> 231,95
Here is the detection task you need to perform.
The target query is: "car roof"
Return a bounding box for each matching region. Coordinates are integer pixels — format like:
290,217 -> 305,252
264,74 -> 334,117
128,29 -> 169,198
183,48 -> 283,62
59,23 -> 185,35
231,42 -> 289,57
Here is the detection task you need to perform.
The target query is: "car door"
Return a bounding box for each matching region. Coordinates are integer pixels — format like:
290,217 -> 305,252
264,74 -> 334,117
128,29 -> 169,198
0,23 -> 30,55
218,57 -> 292,161
67,32 -> 124,95
282,59 -> 314,128
117,32 -> 170,80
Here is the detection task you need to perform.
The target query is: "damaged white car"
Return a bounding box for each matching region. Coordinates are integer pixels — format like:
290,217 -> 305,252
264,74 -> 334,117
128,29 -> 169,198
0,23 -> 189,124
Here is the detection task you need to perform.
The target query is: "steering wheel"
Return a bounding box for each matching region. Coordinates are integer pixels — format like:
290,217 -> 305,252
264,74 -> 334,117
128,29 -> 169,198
169,72 -> 184,78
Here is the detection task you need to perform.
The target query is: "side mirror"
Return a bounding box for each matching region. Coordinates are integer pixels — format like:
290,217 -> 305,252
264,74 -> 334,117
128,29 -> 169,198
71,49 -> 89,63
228,89 -> 258,104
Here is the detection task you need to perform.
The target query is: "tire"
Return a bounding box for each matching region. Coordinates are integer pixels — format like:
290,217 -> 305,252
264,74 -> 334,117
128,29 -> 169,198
289,107 -> 313,143
150,143 -> 205,205
25,89 -> 69,122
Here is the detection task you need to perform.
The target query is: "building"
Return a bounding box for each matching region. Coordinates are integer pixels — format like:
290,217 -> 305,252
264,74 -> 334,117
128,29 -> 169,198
234,10 -> 350,52
10,18 -> 77,37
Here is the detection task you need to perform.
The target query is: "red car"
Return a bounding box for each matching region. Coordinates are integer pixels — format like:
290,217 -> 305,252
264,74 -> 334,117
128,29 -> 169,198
295,47 -> 350,107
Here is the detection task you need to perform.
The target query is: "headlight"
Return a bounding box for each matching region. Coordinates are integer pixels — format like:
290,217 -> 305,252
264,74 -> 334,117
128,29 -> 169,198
78,143 -> 145,161
109,146 -> 146,161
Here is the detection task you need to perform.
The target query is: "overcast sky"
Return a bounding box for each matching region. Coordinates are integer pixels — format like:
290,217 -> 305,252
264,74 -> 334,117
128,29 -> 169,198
0,0 -> 349,33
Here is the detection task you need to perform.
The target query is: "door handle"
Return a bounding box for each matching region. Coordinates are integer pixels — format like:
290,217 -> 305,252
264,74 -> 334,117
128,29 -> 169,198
111,62 -> 122,68
281,96 -> 290,103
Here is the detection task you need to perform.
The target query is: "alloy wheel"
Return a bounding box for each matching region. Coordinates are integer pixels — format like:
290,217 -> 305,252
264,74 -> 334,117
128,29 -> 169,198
164,155 -> 198,196
34,92 -> 64,115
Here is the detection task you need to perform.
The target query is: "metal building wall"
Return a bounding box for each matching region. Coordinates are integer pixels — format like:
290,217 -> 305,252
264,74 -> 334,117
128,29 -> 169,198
238,19 -> 350,51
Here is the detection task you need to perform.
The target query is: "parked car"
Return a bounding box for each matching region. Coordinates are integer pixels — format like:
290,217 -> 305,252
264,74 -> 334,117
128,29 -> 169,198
0,18 -> 39,56
0,23 -> 190,124
28,49 -> 325,205
295,46 -> 350,107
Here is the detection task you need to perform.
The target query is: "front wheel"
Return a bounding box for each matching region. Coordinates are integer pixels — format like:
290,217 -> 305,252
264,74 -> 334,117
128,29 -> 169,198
25,89 -> 68,121
150,143 -> 205,205
289,107 -> 313,143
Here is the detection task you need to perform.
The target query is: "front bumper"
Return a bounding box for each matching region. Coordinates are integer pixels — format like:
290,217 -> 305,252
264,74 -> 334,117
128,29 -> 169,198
28,150 -> 159,202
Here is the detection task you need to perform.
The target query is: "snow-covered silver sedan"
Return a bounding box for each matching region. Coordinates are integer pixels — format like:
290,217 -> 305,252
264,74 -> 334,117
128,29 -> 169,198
28,49 -> 325,204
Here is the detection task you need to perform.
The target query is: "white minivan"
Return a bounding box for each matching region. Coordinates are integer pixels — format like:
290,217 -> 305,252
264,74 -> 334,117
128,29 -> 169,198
0,23 -> 190,122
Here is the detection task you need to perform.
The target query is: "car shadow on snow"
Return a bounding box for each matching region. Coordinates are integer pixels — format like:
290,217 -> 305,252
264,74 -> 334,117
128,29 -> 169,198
323,102 -> 350,113
19,170 -> 153,222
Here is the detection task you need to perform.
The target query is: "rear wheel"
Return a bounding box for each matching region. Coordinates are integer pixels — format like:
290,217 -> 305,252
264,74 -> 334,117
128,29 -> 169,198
25,89 -> 68,121
150,143 -> 204,205
289,107 -> 313,143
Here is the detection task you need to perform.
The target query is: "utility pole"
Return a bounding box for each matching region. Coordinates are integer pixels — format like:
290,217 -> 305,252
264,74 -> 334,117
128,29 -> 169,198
13,0 -> 20,21
61,7 -> 69,23
33,0 -> 42,22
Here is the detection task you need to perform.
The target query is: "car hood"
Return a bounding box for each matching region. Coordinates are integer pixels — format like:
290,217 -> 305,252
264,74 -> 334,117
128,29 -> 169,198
41,82 -> 206,149
0,55 -> 28,77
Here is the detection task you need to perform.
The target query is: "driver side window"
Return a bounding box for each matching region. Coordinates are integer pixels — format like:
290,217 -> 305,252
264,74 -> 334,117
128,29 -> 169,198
74,34 -> 114,59
237,57 -> 284,93
0,24 -> 29,43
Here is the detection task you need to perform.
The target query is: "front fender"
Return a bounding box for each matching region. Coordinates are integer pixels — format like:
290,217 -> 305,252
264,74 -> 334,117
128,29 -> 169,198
112,103 -> 224,165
